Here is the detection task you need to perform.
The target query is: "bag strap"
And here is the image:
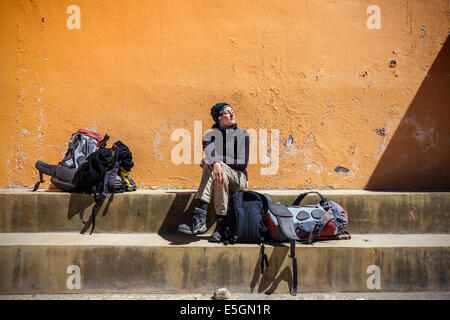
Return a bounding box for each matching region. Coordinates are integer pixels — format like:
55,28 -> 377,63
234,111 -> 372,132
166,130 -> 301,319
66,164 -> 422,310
307,210 -> 334,244
32,171 -> 45,192
78,128 -> 103,143
263,194 -> 298,294
98,134 -> 109,148
289,240 -> 298,296
292,191 -> 327,206
88,193 -> 106,235
32,161 -> 56,191
88,191 -> 117,235
259,238 -> 269,274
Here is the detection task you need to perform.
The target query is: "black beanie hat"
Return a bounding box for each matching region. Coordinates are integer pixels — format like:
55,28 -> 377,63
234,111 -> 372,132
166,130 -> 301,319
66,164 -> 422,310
211,103 -> 230,124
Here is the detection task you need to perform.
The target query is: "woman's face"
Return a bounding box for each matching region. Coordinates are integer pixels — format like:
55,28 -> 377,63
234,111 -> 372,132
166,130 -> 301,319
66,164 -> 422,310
220,106 -> 236,127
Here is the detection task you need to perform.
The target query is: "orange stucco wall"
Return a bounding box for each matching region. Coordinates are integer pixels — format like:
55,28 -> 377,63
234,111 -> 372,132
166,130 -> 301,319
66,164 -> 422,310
1,0 -> 449,190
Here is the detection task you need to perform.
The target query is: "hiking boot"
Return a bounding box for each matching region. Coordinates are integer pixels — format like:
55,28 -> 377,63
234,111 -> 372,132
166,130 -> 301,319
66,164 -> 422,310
209,216 -> 225,243
177,207 -> 207,235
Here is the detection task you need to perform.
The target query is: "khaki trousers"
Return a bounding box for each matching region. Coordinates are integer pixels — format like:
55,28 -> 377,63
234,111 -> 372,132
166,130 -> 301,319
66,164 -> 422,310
195,162 -> 248,216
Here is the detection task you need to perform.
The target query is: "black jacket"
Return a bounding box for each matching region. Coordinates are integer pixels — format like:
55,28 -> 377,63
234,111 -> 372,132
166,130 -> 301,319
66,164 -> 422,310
203,123 -> 250,178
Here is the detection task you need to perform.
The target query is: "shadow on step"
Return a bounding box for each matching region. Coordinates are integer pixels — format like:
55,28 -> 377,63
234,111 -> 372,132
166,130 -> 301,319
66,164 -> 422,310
67,192 -> 116,234
157,191 -> 217,245
250,244 -> 294,294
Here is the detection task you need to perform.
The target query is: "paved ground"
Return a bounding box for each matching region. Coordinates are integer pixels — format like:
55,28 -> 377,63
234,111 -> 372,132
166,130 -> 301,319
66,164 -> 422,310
1,292 -> 448,300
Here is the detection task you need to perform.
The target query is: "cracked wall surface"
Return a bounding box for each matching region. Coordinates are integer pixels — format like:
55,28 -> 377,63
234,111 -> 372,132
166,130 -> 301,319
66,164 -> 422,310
0,0 -> 448,189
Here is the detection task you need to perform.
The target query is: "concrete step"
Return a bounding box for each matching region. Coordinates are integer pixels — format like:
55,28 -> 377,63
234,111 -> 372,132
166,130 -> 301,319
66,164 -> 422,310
0,232 -> 448,295
0,189 -> 449,234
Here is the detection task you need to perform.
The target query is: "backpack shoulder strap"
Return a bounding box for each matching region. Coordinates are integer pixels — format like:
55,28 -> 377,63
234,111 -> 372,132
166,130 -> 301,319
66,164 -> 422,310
259,242 -> 269,274
32,171 -> 45,192
289,240 -> 298,296
98,134 -> 110,148
308,210 -> 334,244
263,194 -> 298,295
89,193 -> 106,235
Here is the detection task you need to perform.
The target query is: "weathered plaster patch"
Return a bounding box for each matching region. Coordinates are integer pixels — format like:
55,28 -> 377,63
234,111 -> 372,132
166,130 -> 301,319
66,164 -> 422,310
21,128 -> 30,136
303,133 -> 315,145
286,135 -> 294,147
334,165 -> 349,174
374,121 -> 393,160
306,162 -> 323,174
153,132 -> 163,160
374,128 -> 387,137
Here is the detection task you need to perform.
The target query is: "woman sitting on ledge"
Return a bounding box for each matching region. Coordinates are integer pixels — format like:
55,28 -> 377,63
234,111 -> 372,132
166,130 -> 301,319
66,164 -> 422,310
177,103 -> 250,243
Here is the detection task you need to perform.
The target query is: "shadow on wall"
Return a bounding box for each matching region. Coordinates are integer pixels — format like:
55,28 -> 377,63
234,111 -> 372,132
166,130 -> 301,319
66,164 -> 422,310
365,37 -> 450,190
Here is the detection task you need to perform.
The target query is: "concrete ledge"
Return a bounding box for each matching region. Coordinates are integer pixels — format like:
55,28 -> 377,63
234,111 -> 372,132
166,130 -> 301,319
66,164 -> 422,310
0,189 -> 449,234
0,233 -> 448,294
0,232 -> 449,247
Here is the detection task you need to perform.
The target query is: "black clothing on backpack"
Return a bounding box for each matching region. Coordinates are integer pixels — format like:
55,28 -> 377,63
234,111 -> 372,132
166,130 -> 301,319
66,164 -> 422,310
77,147 -> 115,194
112,141 -> 134,171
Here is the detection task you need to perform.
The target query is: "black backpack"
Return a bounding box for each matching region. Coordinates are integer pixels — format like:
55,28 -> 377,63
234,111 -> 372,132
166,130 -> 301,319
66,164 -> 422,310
220,191 -> 273,292
221,190 -> 297,295
77,140 -> 136,234
222,190 -> 269,244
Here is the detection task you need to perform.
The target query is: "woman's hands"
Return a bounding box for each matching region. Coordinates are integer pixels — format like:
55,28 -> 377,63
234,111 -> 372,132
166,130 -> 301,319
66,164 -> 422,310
201,159 -> 224,186
212,163 -> 224,186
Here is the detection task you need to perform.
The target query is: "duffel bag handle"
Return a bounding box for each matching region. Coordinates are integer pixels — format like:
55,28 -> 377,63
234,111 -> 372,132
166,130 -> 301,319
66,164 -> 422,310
292,191 -> 327,206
